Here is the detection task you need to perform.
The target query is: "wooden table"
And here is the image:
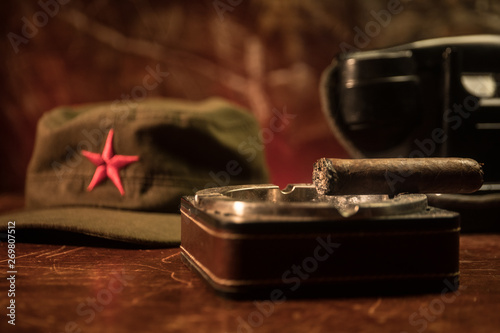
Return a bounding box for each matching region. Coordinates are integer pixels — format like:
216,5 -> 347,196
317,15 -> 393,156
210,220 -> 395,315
0,235 -> 499,333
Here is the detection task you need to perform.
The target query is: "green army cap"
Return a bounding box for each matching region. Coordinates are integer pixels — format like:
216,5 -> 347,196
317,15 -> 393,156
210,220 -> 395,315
0,98 -> 269,247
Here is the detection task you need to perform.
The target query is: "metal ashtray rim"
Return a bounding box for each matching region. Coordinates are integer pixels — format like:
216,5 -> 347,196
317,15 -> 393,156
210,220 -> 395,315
193,184 -> 428,220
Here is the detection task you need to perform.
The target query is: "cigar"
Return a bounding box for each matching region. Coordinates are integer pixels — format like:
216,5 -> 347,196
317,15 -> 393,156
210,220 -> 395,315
313,158 -> 483,195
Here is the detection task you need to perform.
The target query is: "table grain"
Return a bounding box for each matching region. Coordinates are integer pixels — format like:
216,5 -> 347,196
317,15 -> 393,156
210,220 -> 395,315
0,235 -> 499,333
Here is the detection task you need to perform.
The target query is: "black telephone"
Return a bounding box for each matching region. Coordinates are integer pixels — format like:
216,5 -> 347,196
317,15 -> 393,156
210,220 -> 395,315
322,35 -> 500,184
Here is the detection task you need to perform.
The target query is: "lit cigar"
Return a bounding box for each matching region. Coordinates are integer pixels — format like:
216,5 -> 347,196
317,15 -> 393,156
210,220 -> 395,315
313,158 -> 484,195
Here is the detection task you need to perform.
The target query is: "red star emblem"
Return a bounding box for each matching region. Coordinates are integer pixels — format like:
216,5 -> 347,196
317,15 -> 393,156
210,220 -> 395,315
82,129 -> 139,196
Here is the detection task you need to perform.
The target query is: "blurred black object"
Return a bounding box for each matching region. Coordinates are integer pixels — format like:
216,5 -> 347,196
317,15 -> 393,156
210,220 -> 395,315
322,35 -> 500,184
322,35 -> 500,232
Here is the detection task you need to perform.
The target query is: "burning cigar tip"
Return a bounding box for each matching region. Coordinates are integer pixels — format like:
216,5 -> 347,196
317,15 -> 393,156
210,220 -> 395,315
312,158 -> 337,195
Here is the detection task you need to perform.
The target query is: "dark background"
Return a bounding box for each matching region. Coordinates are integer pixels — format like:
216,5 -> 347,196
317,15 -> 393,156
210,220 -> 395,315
1,0 -> 500,195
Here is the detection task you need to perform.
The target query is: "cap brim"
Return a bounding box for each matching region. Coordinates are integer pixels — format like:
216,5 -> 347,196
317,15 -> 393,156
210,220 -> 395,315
0,207 -> 180,248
